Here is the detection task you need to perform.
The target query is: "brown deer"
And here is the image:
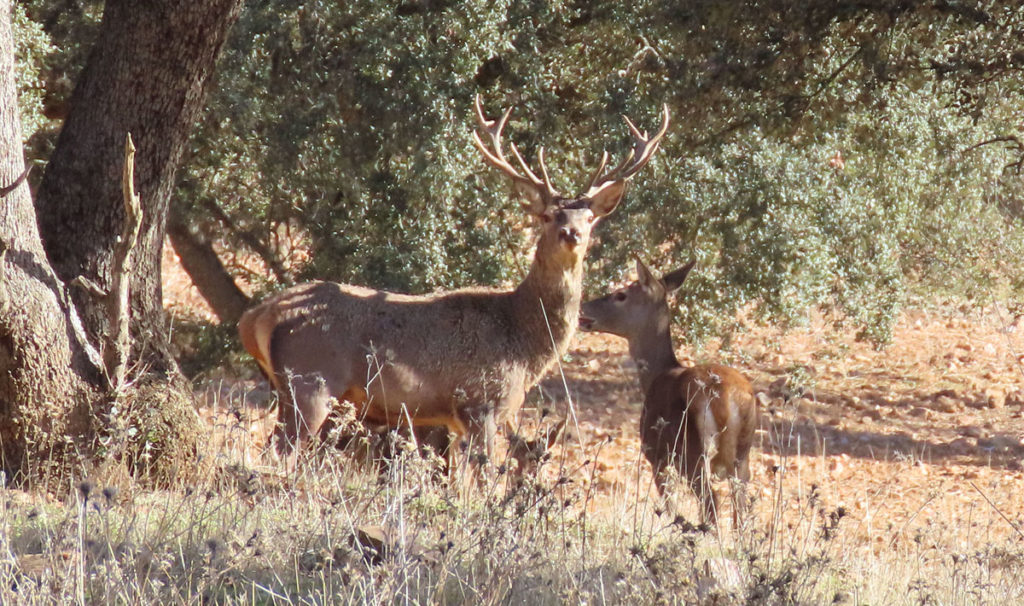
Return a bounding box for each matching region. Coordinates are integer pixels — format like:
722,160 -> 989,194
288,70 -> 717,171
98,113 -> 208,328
504,417 -> 567,478
579,258 -> 759,527
239,96 -> 669,471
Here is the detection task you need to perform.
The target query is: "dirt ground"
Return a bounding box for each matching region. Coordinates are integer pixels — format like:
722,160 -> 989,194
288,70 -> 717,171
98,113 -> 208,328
164,245 -> 1024,554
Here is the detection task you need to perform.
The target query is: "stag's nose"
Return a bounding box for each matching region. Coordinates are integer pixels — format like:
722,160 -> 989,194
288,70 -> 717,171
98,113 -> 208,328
559,226 -> 581,246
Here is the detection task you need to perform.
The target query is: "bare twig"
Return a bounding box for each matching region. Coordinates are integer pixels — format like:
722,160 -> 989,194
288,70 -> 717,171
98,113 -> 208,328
961,135 -> 1024,174
105,133 -> 143,391
961,135 -> 1024,155
70,276 -> 106,298
0,165 -> 31,198
969,480 -> 1024,541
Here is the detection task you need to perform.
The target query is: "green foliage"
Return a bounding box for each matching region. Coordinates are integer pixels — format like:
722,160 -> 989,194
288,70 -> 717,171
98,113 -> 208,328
15,0 -> 1024,345
10,3 -> 53,142
13,1 -> 102,154
637,80 -> 1024,345
185,0 -> 562,292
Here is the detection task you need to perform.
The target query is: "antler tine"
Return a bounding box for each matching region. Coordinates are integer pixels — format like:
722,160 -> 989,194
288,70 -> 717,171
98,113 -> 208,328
473,95 -> 559,204
584,150 -> 610,192
585,103 -> 670,196
474,93 -> 511,134
537,147 -> 556,194
509,141 -> 545,186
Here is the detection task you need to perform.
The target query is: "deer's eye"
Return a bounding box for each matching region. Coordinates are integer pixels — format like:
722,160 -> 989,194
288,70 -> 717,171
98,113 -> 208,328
613,292 -> 627,302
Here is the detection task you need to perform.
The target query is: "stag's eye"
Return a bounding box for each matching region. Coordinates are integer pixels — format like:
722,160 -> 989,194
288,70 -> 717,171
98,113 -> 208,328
613,291 -> 627,302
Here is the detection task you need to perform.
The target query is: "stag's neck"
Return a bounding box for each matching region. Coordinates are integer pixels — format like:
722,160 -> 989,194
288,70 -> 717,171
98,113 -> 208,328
512,254 -> 584,373
628,321 -> 681,396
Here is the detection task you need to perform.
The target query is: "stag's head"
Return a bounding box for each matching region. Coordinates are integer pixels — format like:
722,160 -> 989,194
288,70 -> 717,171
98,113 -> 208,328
473,96 -> 669,267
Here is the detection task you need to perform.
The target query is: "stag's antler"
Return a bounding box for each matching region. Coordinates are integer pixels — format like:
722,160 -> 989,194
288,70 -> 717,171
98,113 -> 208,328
583,104 -> 670,200
472,95 -> 560,208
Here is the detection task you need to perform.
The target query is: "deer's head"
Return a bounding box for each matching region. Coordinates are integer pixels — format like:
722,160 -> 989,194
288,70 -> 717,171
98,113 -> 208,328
473,96 -> 669,267
579,257 -> 696,339
505,417 -> 567,478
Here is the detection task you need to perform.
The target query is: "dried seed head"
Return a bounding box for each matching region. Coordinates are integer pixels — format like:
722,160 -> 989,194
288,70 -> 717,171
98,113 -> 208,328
78,480 -> 95,502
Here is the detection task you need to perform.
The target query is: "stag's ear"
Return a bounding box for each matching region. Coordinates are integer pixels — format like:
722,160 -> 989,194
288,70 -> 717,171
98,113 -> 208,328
516,186 -> 548,217
662,259 -> 696,293
634,255 -> 658,289
587,181 -> 627,218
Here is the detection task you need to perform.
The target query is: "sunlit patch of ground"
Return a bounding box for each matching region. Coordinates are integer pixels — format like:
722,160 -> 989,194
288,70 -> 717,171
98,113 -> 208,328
163,245 -> 1024,599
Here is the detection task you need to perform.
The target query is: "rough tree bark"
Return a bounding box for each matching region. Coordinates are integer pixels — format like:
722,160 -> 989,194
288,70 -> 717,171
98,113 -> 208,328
0,0 -> 101,482
34,0 -> 244,372
1,0 -> 243,485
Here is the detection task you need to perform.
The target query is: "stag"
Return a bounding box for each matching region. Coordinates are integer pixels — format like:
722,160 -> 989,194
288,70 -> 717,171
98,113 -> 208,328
239,97 -> 669,472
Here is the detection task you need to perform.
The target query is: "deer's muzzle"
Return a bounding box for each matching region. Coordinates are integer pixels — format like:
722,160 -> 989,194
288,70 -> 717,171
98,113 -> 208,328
559,226 -> 581,246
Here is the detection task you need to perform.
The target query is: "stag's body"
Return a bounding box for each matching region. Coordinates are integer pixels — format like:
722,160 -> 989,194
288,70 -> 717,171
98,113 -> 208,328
240,97 -> 668,469
580,259 -> 758,526
241,254 -> 581,455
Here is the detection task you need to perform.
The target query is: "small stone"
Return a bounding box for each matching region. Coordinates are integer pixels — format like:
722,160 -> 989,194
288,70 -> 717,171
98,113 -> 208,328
984,388 -> 1006,409
949,437 -> 977,453
961,426 -> 986,439
932,396 -> 959,413
794,397 -> 814,415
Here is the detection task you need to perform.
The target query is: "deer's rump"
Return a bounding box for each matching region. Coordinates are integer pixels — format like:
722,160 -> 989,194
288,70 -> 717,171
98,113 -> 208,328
639,364 -> 754,475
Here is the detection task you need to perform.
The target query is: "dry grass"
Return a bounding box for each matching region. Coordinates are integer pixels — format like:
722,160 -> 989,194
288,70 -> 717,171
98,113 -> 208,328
2,363 -> 1023,605
3,251 -> 1022,603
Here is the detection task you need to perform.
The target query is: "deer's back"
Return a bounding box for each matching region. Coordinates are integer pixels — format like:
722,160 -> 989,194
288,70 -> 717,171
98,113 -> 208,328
252,281 -> 544,421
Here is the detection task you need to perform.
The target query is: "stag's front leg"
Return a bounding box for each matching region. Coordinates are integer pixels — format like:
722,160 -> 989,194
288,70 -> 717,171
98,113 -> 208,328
452,402 -> 499,491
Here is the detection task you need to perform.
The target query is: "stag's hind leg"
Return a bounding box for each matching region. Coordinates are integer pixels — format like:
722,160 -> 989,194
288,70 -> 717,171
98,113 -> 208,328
688,459 -> 719,528
272,372 -> 336,469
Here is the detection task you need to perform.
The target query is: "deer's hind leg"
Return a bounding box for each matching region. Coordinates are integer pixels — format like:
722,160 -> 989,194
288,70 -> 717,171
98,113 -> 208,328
273,371 -> 335,468
729,412 -> 756,528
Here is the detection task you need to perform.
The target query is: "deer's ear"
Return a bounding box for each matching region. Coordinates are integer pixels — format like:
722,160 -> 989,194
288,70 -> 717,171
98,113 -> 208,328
516,186 -> 548,217
546,418 -> 567,449
587,181 -> 627,218
662,259 -> 696,293
635,255 -> 657,289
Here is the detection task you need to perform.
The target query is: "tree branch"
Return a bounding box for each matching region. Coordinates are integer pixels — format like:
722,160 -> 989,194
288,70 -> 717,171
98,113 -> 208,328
0,165 -> 31,198
105,133 -> 143,391
200,196 -> 294,285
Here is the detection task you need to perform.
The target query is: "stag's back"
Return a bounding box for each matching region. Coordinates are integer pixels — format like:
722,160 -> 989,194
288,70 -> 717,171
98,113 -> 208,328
245,275 -> 577,427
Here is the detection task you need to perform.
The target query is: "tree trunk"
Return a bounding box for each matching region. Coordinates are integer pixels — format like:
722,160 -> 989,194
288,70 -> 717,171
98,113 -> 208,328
1,0 -> 244,485
167,207 -> 250,324
0,0 -> 101,482
33,0 -> 244,373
